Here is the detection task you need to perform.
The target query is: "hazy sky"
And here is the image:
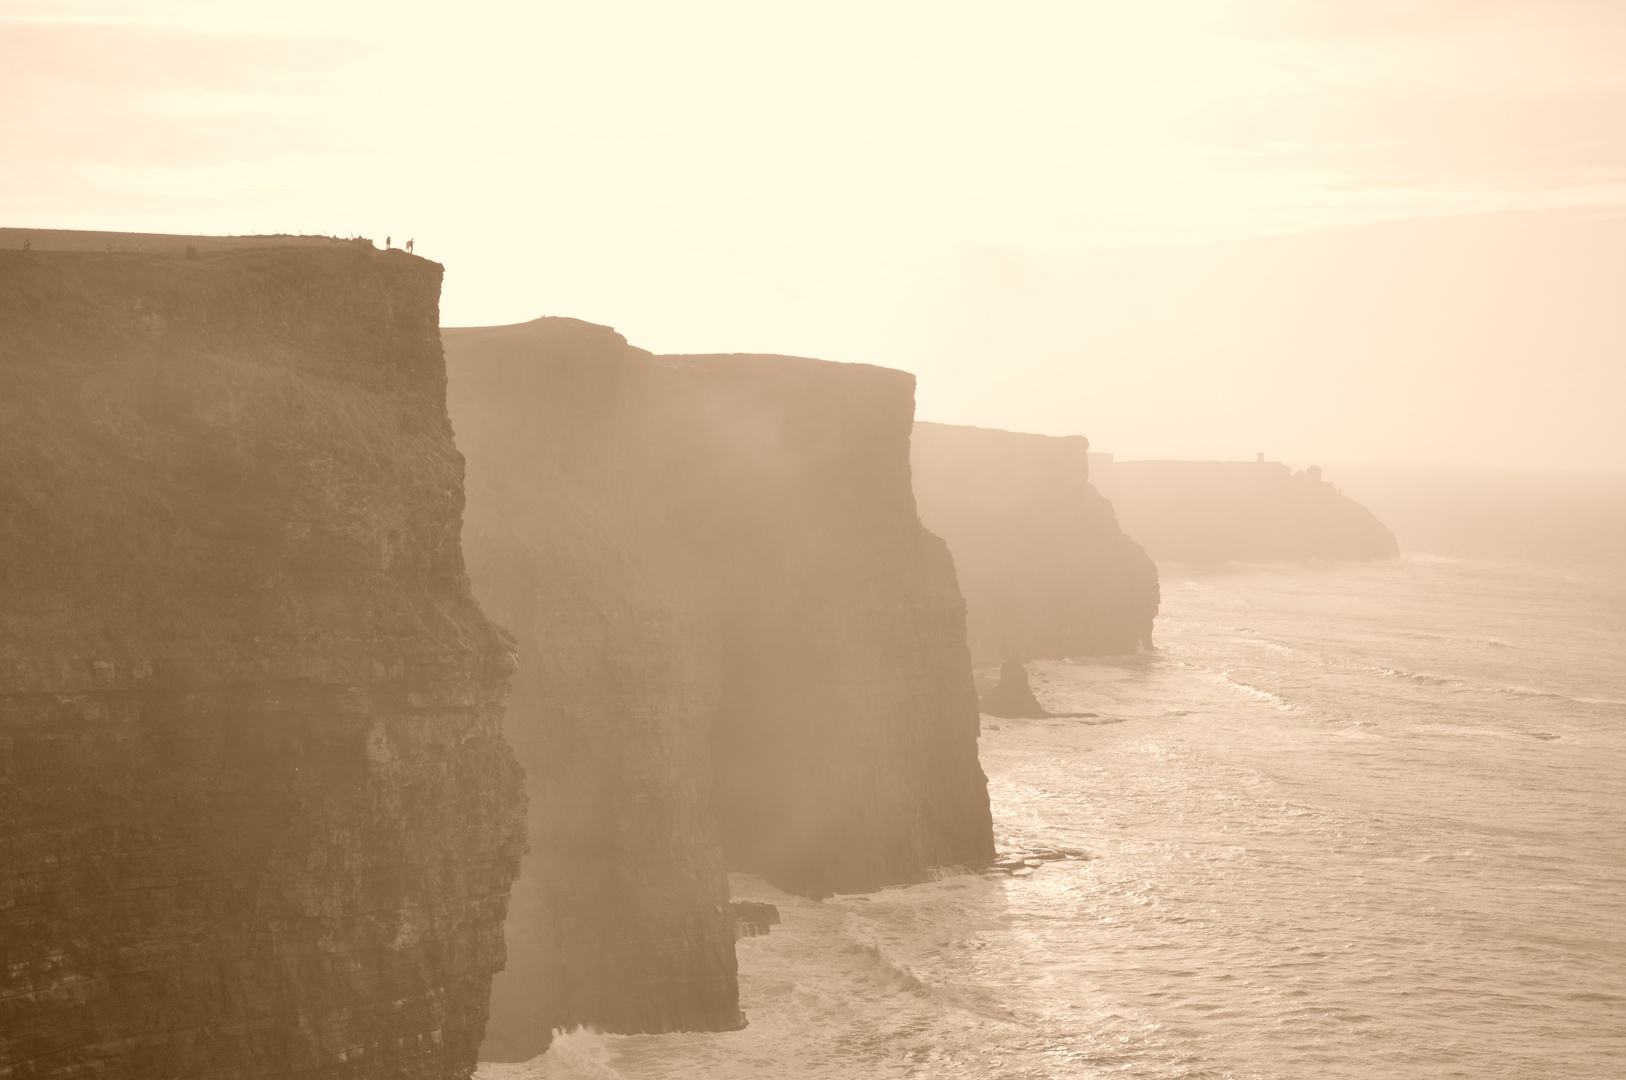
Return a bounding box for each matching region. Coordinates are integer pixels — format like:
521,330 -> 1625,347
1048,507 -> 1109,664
6,0 -> 1624,468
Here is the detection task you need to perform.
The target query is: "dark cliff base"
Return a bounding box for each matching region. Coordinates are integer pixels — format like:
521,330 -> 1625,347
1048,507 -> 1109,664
911,422 -> 1159,665
445,319 -> 994,1060
1092,459 -> 1400,563
0,239 -> 526,1079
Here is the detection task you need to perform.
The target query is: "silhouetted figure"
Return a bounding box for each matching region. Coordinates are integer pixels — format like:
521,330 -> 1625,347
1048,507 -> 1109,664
405,238 -> 414,253
386,235 -> 392,249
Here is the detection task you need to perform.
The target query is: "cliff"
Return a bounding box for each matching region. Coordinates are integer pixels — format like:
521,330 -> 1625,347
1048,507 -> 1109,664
1091,458 -> 1400,562
444,318 -> 994,1060
910,422 -> 1159,665
445,320 -> 742,1060
0,233 -> 527,1079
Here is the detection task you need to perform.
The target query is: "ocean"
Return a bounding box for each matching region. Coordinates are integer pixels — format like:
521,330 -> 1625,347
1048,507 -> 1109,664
479,468 -> 1626,1079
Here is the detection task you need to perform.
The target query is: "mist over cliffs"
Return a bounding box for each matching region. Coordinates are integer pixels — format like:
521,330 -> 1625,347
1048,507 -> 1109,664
911,422 -> 1159,666
0,236 -> 526,1078
444,318 -> 995,1060
2,235 -> 1164,1077
1092,458 -> 1399,563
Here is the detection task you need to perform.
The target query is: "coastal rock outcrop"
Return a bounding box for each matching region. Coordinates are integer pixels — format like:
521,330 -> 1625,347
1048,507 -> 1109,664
977,659 -> 1100,720
910,422 -> 1159,664
0,234 -> 527,1080
730,901 -> 781,939
444,319 -> 994,1060
1090,458 -> 1399,562
979,658 -> 1049,719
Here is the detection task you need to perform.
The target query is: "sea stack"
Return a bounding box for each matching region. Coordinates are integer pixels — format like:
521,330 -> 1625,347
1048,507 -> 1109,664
910,421 -> 1160,665
978,658 -> 1050,718
0,234 -> 527,1078
445,318 -> 995,1060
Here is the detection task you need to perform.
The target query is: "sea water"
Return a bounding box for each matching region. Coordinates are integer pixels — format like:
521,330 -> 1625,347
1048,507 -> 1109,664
480,470 -> 1626,1079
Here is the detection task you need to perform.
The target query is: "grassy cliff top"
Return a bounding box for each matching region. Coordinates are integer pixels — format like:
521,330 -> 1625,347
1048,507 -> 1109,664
0,227 -> 382,256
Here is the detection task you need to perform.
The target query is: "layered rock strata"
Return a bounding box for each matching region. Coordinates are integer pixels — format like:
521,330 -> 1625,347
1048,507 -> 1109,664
910,422 -> 1159,665
444,319 -> 994,1059
1091,458 -> 1400,562
0,235 -> 526,1080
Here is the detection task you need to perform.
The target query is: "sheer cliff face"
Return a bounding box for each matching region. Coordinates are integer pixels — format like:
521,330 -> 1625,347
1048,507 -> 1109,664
446,320 -> 743,1061
0,242 -> 527,1080
445,319 -> 993,1060
662,354 -> 992,896
910,422 -> 1160,664
1091,460 -> 1400,563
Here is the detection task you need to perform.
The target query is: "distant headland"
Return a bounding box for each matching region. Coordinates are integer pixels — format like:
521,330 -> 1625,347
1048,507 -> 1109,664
1090,454 -> 1399,563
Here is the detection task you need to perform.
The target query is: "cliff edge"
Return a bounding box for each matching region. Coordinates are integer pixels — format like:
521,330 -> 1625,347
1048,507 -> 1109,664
0,235 -> 527,1079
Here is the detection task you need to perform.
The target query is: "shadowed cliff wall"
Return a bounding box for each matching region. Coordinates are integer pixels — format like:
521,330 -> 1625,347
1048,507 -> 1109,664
0,238 -> 527,1080
1092,459 -> 1399,563
910,422 -> 1159,664
444,319 -> 993,1061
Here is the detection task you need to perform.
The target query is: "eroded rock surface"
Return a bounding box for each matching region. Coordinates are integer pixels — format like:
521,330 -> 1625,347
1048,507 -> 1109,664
0,237 -> 526,1080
